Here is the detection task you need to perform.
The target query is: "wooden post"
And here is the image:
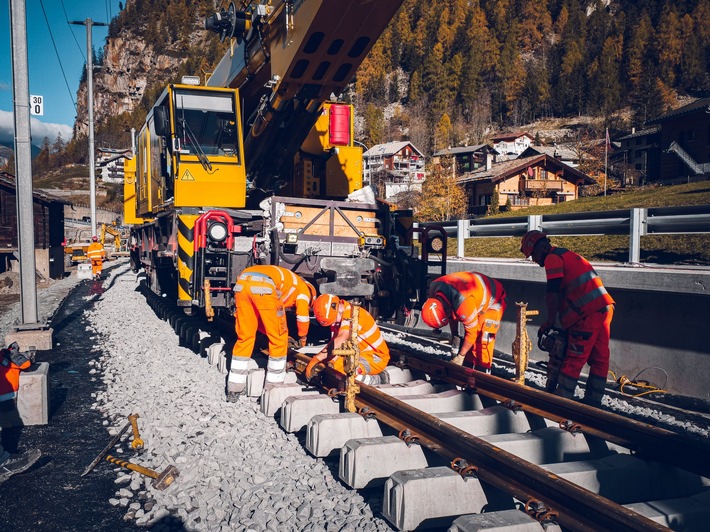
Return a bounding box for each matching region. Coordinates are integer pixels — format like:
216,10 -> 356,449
512,302 -> 538,385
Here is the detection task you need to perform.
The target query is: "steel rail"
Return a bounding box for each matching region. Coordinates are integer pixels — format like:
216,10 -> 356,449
291,353 -> 668,531
394,350 -> 710,479
350,381 -> 668,532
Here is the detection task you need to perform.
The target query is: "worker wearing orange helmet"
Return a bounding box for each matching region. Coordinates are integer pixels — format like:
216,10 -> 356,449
520,230 -> 615,407
421,271 -> 507,372
227,265 -> 316,401
306,294 -> 390,385
86,235 -> 106,280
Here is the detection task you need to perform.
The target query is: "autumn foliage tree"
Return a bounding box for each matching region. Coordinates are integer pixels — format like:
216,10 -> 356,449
415,162 -> 467,222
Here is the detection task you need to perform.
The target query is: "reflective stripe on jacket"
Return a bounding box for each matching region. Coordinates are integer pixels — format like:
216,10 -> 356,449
331,301 -> 390,369
428,271 -> 506,340
545,247 -> 615,329
86,242 -> 105,260
238,266 -> 312,338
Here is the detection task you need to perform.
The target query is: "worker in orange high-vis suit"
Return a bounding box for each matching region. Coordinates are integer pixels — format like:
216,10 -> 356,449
520,230 -> 615,407
86,236 -> 106,279
306,294 -> 390,385
421,271 -> 507,373
0,342 -> 41,484
227,265 -> 316,402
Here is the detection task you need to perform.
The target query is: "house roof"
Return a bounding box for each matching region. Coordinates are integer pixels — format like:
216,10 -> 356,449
521,145 -> 578,161
646,98 -> 710,124
432,144 -> 497,157
457,154 -> 595,185
0,172 -> 70,206
617,126 -> 660,141
363,141 -> 424,158
490,131 -> 533,142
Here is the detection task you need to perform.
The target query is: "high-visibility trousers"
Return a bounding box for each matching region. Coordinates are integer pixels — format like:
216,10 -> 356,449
91,259 -> 103,276
464,304 -> 505,370
231,276 -> 288,386
560,306 -> 614,380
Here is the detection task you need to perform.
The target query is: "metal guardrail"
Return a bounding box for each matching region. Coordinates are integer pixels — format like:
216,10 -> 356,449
420,204 -> 710,264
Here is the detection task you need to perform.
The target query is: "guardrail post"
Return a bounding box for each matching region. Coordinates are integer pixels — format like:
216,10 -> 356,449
527,215 -> 542,232
629,208 -> 646,264
457,219 -> 469,258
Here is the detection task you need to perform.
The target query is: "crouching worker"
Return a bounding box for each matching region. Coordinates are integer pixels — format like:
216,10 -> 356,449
306,294 -> 390,385
0,342 -> 41,484
421,271 -> 507,373
227,266 -> 316,402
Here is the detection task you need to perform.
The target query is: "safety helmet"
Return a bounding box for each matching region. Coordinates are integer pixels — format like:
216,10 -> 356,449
313,294 -> 340,326
520,230 -> 547,258
421,297 -> 450,329
92,236 -> 98,242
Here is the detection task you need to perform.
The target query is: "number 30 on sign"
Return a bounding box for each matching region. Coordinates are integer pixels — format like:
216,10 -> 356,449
30,95 -> 44,116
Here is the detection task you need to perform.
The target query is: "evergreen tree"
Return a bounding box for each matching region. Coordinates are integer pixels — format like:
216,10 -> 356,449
363,103 -> 385,146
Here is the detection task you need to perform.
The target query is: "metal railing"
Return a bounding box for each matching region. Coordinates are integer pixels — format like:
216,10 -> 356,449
420,204 -> 710,264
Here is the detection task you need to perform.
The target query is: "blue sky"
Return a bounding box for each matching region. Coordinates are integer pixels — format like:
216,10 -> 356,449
1,0 -> 122,145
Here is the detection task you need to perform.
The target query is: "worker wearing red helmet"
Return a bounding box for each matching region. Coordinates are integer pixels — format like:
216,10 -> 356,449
227,265 -> 316,401
421,272 -> 507,372
520,230 -> 615,407
306,294 -> 390,385
86,235 -> 106,280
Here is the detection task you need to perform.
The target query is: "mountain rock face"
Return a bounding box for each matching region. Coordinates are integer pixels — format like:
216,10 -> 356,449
74,0 -> 223,139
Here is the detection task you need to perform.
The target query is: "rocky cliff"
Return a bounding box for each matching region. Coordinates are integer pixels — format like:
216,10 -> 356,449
74,0 -> 226,140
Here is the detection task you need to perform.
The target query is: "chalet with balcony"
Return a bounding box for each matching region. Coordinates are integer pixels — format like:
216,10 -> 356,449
646,98 -> 710,182
520,145 -> 580,167
431,145 -> 499,175
490,131 -> 534,158
362,141 -> 426,200
457,154 -> 595,216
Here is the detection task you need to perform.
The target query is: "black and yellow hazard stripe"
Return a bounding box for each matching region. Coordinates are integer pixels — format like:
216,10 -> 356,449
177,214 -> 198,305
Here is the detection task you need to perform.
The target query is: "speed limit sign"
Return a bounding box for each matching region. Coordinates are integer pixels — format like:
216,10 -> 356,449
30,95 -> 44,116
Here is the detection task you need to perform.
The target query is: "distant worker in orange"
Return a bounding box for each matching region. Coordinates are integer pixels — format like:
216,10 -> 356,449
227,265 -> 316,401
86,236 -> 106,280
306,294 -> 390,385
421,271 -> 507,373
520,230 -> 615,407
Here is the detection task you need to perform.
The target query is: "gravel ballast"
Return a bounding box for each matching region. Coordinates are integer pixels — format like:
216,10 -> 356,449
86,265 -> 392,531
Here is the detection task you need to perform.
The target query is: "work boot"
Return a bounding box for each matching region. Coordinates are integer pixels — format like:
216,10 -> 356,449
582,374 -> 607,408
554,373 -> 578,400
0,449 -> 41,485
226,383 -> 245,403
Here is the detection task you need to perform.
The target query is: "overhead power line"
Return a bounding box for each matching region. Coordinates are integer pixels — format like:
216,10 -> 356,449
38,0 -> 77,112
60,0 -> 86,60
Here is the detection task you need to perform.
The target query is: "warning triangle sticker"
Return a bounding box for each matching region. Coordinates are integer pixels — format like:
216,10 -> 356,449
181,169 -> 196,181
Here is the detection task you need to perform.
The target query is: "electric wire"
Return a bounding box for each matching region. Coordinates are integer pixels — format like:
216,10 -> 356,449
60,0 -> 86,60
609,369 -> 668,398
38,0 -> 77,111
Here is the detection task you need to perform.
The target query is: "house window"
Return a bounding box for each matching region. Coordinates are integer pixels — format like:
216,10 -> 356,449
687,129 -> 695,142
478,194 -> 491,206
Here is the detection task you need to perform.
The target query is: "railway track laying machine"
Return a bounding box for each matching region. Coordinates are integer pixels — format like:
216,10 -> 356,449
124,0 -> 445,322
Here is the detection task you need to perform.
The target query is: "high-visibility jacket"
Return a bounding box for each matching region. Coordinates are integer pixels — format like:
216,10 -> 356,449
0,349 -> 31,403
428,272 -> 506,346
544,247 -> 615,329
239,266 -> 313,338
330,301 -> 389,375
86,242 -> 105,261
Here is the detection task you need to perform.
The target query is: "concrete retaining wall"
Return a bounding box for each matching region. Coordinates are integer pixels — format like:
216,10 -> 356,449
442,258 -> 710,400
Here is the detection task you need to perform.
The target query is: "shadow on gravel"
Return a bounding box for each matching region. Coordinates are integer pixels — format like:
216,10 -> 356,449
0,275 -> 173,531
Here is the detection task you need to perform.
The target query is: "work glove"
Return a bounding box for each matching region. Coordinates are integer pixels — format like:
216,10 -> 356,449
450,354 -> 465,366
305,358 -> 321,380
288,337 -> 300,350
538,321 -> 554,339
299,336 -> 308,348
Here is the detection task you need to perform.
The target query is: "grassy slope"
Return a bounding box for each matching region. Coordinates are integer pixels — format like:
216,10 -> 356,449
451,180 -> 710,265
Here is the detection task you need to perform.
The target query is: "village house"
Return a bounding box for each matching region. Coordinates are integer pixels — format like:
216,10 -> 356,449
490,131 -> 534,158
362,141 -> 426,201
431,145 -> 499,176
457,154 -> 595,216
645,97 -> 710,182
0,172 -> 67,279
615,126 -> 661,186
